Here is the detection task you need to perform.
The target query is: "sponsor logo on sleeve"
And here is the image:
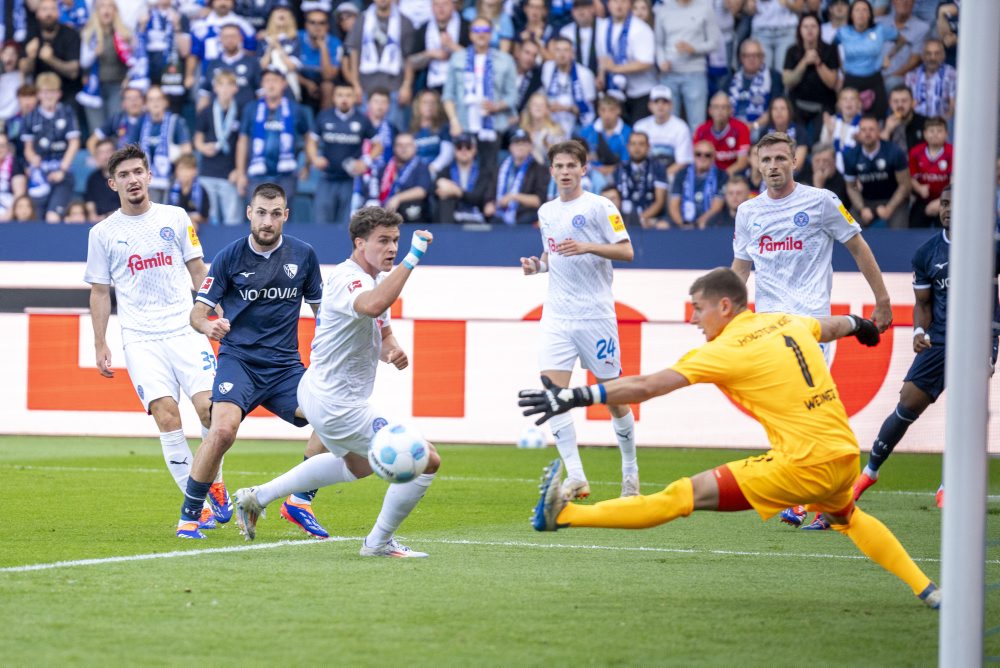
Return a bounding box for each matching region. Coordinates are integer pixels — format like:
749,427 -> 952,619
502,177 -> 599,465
188,226 -> 201,247
348,279 -> 363,293
837,202 -> 858,226
609,213 -> 625,233
199,276 -> 214,293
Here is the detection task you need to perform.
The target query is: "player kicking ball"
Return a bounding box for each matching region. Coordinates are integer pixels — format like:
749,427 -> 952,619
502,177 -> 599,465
233,208 -> 441,558
520,139 -> 639,501
520,268 -> 941,609
853,185 -> 1000,507
84,143 -> 232,532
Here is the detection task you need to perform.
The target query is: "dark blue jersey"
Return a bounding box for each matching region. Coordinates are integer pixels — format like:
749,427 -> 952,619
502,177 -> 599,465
22,104 -> 81,163
911,227 -> 1000,345
197,234 -> 323,366
844,140 -> 907,202
312,108 -> 376,181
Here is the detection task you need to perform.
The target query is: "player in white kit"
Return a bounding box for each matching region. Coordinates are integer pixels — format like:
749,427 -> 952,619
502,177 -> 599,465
83,144 -> 232,529
731,131 -> 892,530
232,207 -> 441,558
521,139 -> 638,500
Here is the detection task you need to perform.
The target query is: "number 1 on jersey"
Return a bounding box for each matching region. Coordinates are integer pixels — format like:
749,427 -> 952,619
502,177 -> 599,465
783,335 -> 814,387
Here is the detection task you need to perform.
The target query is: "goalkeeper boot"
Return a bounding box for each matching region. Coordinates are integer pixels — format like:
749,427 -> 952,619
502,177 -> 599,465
919,583 -> 942,610
176,519 -> 206,539
359,537 -> 428,558
779,505 -> 807,527
853,472 -> 878,501
280,496 -> 330,539
935,486 -> 944,509
198,506 -> 217,530
801,513 -> 831,531
533,458 -> 568,532
207,481 -> 233,524
233,487 -> 266,541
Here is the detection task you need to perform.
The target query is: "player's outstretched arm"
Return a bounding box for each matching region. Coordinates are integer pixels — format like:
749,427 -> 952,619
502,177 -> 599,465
555,238 -> 634,262
89,283 -> 115,378
520,252 -> 550,275
519,370 -> 689,425
190,301 -> 231,341
818,314 -> 880,346
354,231 -> 432,318
844,234 -> 893,332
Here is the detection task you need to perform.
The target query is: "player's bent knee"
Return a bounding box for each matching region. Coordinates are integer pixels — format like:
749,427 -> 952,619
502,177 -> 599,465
344,451 -> 373,478
425,445 -> 441,474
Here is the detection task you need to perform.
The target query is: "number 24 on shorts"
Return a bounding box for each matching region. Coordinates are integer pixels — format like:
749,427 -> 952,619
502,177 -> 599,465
595,338 -> 617,360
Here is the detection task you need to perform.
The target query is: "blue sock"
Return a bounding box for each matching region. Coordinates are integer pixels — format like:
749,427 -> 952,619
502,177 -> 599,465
180,478 -> 212,522
291,456 -> 318,503
868,404 -> 920,472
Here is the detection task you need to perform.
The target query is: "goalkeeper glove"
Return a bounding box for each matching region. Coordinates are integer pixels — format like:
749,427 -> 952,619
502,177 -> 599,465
847,314 -> 880,347
518,376 -> 604,425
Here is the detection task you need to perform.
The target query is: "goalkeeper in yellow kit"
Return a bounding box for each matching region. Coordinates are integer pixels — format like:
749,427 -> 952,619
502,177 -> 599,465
519,267 -> 941,609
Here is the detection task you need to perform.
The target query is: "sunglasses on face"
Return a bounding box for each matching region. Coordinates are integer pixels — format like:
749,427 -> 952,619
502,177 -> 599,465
456,143 -> 474,150
694,152 -> 713,158
471,25 -> 493,33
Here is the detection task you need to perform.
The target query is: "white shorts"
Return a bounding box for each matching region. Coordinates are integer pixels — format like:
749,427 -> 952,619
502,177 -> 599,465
123,331 -> 217,412
538,317 -> 622,379
297,377 -> 393,457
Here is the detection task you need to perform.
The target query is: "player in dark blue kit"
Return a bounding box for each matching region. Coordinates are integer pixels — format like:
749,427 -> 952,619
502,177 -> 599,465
853,184 -> 1000,506
176,182 -> 328,539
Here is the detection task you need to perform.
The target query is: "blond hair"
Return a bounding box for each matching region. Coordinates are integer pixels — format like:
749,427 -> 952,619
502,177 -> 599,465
81,0 -> 133,55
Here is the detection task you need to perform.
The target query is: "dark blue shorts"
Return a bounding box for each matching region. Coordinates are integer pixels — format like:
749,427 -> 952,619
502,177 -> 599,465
212,353 -> 307,427
904,339 -> 999,402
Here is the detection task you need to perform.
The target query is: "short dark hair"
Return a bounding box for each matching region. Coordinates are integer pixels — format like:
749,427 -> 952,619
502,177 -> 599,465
250,182 -> 287,206
849,0 -> 875,31
349,206 -> 402,246
368,87 -> 391,101
95,137 -> 116,151
889,83 -> 913,97
108,143 -> 149,177
924,115 -> 948,131
755,131 -> 796,157
689,268 -> 748,311
547,139 -> 588,166
859,113 -> 881,126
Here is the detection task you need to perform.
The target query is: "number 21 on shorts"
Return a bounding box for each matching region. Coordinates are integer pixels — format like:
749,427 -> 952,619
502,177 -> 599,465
595,337 -> 617,360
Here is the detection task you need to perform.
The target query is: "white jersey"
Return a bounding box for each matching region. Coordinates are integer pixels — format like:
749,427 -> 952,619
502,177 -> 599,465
733,183 -> 860,318
304,258 -> 391,406
84,203 -> 204,346
633,114 -> 694,167
538,190 -> 630,320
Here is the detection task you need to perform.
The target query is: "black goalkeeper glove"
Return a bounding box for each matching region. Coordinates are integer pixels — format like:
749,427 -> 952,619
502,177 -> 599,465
847,314 -> 880,347
518,376 -> 597,425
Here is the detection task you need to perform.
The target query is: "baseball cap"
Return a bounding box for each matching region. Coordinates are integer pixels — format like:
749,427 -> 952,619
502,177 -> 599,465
261,66 -> 286,79
508,128 -> 532,144
650,85 -> 672,102
335,2 -> 360,15
455,132 -> 477,148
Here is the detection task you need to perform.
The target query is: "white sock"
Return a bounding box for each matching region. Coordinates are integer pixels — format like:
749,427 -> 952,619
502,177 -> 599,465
611,410 -> 638,474
366,473 -> 435,547
549,413 -> 585,481
863,465 -> 879,480
160,429 -> 194,493
255,453 -> 357,506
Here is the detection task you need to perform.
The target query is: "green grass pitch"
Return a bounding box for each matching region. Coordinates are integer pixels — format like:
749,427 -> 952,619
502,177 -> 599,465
1,436 -> 998,665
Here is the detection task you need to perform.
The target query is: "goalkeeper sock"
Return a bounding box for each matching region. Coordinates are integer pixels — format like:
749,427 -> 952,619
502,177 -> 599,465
256,453 -> 356,507
160,429 -> 194,493
868,403 -> 919,473
831,507 -> 932,596
611,410 -> 638,474
558,478 -> 694,529
549,412 -> 585,482
366,473 -> 435,546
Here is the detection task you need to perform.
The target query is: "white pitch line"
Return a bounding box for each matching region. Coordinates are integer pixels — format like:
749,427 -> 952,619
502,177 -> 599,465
3,464 -> 999,500
3,535 -> 998,574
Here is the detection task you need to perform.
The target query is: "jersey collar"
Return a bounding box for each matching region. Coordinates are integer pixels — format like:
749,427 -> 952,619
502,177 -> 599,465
246,234 -> 283,259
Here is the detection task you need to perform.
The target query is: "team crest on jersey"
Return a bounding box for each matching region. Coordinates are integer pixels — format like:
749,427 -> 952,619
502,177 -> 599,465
137,385 -> 144,400
199,277 -> 214,293
283,264 -> 298,279
938,159 -> 948,170
218,382 -> 233,395
726,136 -> 736,147
875,158 -> 886,170
350,121 -> 361,132
572,215 -> 586,229
372,417 -> 388,433
792,211 -> 810,227
160,227 -> 175,241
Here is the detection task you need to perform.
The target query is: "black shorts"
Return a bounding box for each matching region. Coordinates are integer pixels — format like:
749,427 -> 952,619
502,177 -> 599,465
212,353 -> 308,427
904,338 -> 999,401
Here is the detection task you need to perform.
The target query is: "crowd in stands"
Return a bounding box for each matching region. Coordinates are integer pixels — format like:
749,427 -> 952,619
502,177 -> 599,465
0,0 -> 985,228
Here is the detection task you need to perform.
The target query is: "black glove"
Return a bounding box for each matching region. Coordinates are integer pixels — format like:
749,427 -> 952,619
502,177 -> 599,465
847,314 -> 880,347
518,376 -> 596,425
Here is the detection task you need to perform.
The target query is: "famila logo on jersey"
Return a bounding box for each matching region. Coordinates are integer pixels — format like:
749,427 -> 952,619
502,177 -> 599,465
238,286 -> 300,302
127,253 -> 174,275
758,235 -> 803,254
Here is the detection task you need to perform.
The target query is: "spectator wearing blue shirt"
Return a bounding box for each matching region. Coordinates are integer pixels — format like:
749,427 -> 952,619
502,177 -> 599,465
578,94 -> 632,177
196,24 -> 262,114
835,0 -> 899,119
193,69 -> 243,225
363,131 -> 433,223
463,0 -> 515,53
88,86 -> 145,154
410,89 -> 454,178
844,114 -> 911,228
669,139 -> 726,228
236,68 -> 314,206
298,9 -> 342,112
309,82 -> 377,225
613,131 -> 668,229
22,72 -> 80,223
186,0 -> 257,93
127,85 -> 193,204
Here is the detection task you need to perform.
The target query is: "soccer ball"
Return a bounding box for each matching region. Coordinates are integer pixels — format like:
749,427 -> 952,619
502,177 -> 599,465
368,422 -> 429,483
517,425 -> 547,449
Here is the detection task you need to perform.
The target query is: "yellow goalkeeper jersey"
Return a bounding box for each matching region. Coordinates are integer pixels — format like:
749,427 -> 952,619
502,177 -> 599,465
671,310 -> 858,464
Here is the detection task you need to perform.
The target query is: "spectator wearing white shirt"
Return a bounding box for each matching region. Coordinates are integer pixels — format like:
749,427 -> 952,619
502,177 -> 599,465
747,0 -> 804,69
541,35 -> 597,136
653,0 -> 721,131
633,85 -> 694,182
559,0 -> 599,74
595,0 -> 656,124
